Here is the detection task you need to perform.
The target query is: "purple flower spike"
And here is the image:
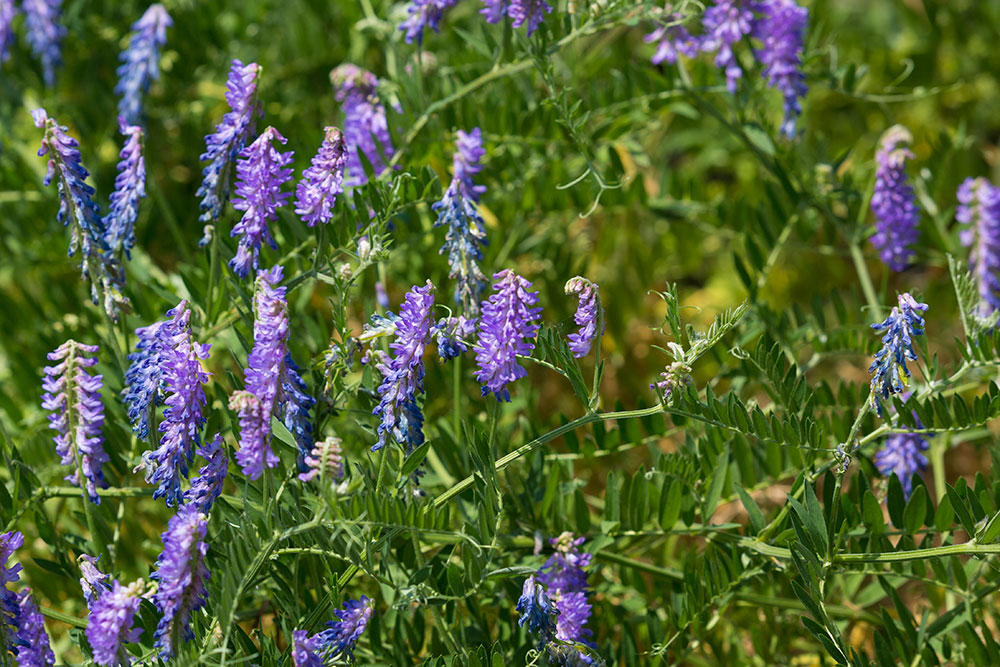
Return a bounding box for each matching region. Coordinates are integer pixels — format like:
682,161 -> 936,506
868,293 -> 928,417
122,320 -> 168,440
1,531 -> 23,659
957,177 -> 1000,319
508,0 -> 552,36
433,315 -> 476,361
183,433 -> 228,513
754,0 -> 808,137
0,1 -> 16,63
41,340 -> 109,504
115,3 -> 172,124
16,589 -> 55,666
331,64 -> 395,187
554,591 -> 593,643
86,579 -> 144,666
644,6 -> 701,65
701,0 -> 754,93
319,596 -> 374,659
104,119 -> 146,258
151,504 -> 210,660
870,125 -> 920,272
138,301 -> 211,506
372,281 -> 435,451
876,429 -> 929,499
295,126 -> 348,227
480,0 -> 508,24
537,532 -> 592,595
299,436 -> 345,484
400,0 -> 457,44
564,277 -> 603,358
197,59 -> 262,225
474,269 -> 542,401
78,554 -> 111,609
292,630 -> 325,667
230,126 -> 294,278
23,0 -> 65,86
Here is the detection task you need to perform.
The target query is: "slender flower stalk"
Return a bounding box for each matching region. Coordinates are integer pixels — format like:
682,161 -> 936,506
330,64 -> 395,187
319,597 -> 374,659
86,579 -> 144,666
104,119 -> 146,259
372,281 -> 435,451
41,340 -> 109,504
870,125 -> 920,272
115,3 -> 172,124
400,0 -> 457,44
197,59 -> 262,225
230,126 -> 294,278
294,126 -> 347,227
15,589 -> 55,666
0,531 -> 23,660
754,0 -> 809,137
474,269 -> 543,401
957,177 -> 1000,319
564,277 -> 602,358
183,433 -> 228,513
0,0 -> 16,63
868,293 -> 928,416
23,0 -> 65,86
151,504 -> 210,660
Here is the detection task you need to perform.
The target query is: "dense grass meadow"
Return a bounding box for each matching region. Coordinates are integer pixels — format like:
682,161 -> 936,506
5,0 -> 1000,664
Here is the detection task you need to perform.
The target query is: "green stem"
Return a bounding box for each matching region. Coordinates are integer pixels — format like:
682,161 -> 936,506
849,241 -> 882,320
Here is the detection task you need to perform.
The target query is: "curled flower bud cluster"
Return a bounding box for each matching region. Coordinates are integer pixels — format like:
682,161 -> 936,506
868,293 -> 928,416
298,436 -> 345,485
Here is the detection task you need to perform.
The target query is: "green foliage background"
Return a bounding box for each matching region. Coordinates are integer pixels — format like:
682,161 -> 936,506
3,0 -> 1000,664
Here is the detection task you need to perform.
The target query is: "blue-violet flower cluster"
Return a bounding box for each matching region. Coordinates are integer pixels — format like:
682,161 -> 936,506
868,293 -> 928,417
318,596 -> 374,659
400,0 -> 457,44
151,504 -> 210,660
183,433 -> 228,514
870,125 -> 920,272
115,3 -> 172,124
482,0 -> 552,36
876,426 -> 929,499
291,630 -> 325,667
23,0 -> 64,86
754,0 -> 809,137
0,531 -> 22,659
957,177 -> 1000,319
86,579 -> 144,666
564,277 -> 602,358
0,0 -> 16,63
16,589 -> 55,666
104,119 -> 146,258
475,269 -> 543,401
295,126 -> 347,227
331,64 -> 395,187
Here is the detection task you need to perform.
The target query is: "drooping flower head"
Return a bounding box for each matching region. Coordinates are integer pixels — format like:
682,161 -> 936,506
474,269 -> 543,401
86,579 -> 144,667
78,554 -> 111,609
372,281 -> 435,452
0,531 -> 23,659
957,177 -> 1000,319
537,533 -> 592,596
298,436 -> 345,485
868,293 -> 928,416
644,6 -> 702,66
516,576 -> 558,642
230,126 -> 294,278
320,596 -> 374,659
183,433 -> 228,514
232,266 -> 315,478
23,0 -> 65,86
754,0 -> 808,137
295,126 -> 348,227
151,504 -> 210,660
197,59 -> 262,225
138,301 -> 211,506
564,277 -> 603,358
115,3 -> 172,124
15,589 -> 55,667
292,630 -> 325,667
700,0 -> 755,94
331,64 -> 395,187
0,1 -> 16,63
870,125 -> 920,272
104,119 -> 146,259
400,0 -> 457,44
33,108 -> 128,320
41,340 -> 109,504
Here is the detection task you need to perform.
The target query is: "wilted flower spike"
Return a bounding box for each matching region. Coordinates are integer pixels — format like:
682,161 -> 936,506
475,270 -> 543,401
151,504 -> 210,660
870,126 -> 920,272
230,126 -> 294,278
320,596 -> 374,658
23,0 -> 65,86
701,0 -> 754,93
373,281 -> 435,451
754,0 -> 809,137
400,0 -> 457,44
516,576 -> 558,642
104,119 -> 146,258
0,531 -> 23,659
957,177 -> 1000,319
292,630 -> 325,667
115,3 -> 172,124
868,293 -> 928,416
197,60 -> 262,225
295,126 -> 347,227
86,579 -> 144,667
16,589 -> 55,667
331,64 -> 395,187
183,433 -> 228,513
41,340 -> 109,504
565,277 -> 603,358
0,1 -> 16,63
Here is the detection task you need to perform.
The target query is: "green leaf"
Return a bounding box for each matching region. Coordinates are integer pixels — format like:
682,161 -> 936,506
659,478 -> 683,529
886,474 -> 906,528
401,441 -> 432,478
862,491 -> 885,535
946,483 -> 977,535
903,485 -> 927,534
702,447 -> 729,519
735,485 -> 765,534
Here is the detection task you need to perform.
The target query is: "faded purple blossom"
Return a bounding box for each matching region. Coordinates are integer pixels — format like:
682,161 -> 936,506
319,596 -> 374,659
15,589 -> 55,667
298,436 -> 345,484
331,64 -> 395,187
564,277 -> 602,358
151,504 -> 210,660
292,630 -> 325,667
373,281 -> 435,451
230,126 -> 294,278
0,531 -> 23,660
644,6 -> 701,65
115,3 -> 172,124
868,293 -> 928,417
23,0 -> 64,86
0,0 -> 16,63
197,59 -> 262,225
78,554 -> 111,609
41,340 -> 109,504
701,0 -> 754,93
957,177 -> 1000,319
870,125 -> 920,272
104,119 -> 146,258
400,0 -> 457,44
86,579 -> 144,666
183,433 -> 228,513
474,269 -> 542,401
295,126 -> 347,227
138,301 -> 211,506
754,0 -> 808,137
